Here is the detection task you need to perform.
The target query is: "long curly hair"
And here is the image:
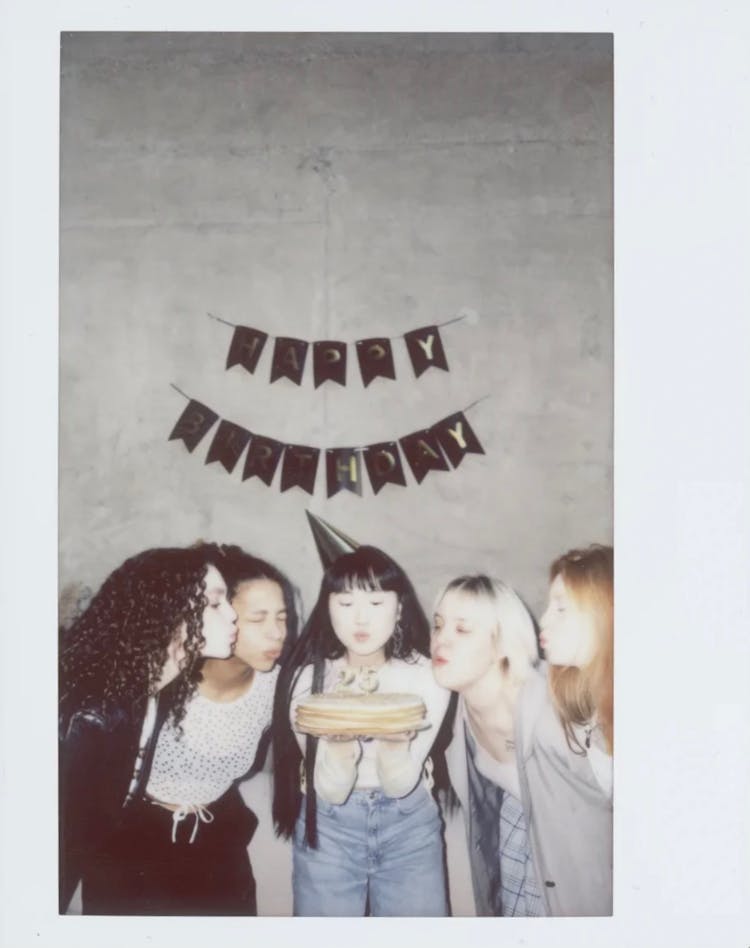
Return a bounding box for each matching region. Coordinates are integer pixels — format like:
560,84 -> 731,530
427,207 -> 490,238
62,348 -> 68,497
59,544 -> 227,730
547,544 -> 614,755
272,545 -> 431,846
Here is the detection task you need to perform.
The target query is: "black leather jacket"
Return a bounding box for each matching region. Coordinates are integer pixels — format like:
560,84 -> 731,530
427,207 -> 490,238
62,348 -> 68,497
58,693 -> 165,913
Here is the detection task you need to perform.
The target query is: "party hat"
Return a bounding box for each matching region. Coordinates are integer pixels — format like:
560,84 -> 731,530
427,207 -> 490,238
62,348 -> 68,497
306,510 -> 360,568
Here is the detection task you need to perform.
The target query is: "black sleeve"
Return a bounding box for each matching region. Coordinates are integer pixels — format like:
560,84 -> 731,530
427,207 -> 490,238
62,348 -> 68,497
58,713 -> 119,913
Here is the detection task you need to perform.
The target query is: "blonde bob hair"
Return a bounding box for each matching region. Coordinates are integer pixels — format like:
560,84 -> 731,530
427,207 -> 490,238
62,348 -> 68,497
547,544 -> 613,755
435,574 -> 539,686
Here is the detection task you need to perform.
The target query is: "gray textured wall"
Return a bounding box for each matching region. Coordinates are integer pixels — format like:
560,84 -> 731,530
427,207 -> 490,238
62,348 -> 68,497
60,32 -> 612,618
60,32 -> 612,916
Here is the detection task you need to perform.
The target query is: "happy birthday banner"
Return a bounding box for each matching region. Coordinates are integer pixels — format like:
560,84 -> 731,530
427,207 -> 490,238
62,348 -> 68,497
168,386 -> 486,498
210,313 -> 467,388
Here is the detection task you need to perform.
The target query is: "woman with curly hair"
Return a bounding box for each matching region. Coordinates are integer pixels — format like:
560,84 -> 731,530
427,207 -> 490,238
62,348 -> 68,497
272,545 -> 451,917
515,543 -> 614,916
134,546 -> 299,916
58,544 -> 237,915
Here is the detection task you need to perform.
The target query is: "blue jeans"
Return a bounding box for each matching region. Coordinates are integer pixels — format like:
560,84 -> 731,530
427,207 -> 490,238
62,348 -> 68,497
293,784 -> 449,917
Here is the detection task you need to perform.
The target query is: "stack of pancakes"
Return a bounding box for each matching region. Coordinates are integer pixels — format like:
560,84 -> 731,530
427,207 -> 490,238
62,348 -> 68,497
295,692 -> 427,737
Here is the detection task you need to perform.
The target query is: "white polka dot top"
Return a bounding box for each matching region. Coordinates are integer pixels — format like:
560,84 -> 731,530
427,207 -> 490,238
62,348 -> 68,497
146,666 -> 279,806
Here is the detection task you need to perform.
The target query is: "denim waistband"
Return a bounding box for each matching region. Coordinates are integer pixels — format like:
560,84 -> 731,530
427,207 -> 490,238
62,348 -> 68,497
316,786 -> 428,807
302,787 -> 383,803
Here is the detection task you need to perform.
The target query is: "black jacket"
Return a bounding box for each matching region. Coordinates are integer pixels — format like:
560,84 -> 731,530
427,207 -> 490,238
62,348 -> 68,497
58,693 -> 167,913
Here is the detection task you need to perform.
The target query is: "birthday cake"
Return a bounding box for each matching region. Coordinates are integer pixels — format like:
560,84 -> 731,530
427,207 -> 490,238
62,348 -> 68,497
295,692 -> 427,737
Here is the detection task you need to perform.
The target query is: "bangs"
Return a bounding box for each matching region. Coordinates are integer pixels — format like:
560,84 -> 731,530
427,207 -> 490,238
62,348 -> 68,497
329,569 -> 383,594
325,547 -> 402,594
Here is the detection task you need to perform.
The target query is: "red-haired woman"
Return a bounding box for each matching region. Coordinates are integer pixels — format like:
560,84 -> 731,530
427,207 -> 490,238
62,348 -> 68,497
515,543 -> 614,916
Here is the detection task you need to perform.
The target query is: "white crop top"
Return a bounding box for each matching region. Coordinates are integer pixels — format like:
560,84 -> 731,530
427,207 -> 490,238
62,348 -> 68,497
146,666 -> 278,806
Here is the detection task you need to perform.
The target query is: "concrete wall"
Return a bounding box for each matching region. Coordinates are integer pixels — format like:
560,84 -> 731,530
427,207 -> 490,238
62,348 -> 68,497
59,32 -> 612,916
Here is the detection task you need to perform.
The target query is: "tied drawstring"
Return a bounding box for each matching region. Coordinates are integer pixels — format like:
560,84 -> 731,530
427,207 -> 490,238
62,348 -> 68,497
154,802 -> 215,844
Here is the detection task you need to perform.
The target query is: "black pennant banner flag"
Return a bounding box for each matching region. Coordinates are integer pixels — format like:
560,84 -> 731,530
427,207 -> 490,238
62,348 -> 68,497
170,396 -> 484,496
403,325 -> 449,378
242,434 -> 284,486
313,340 -> 347,388
219,318 -> 468,387
362,441 -> 408,494
168,399 -> 219,452
271,337 -> 309,385
326,448 -> 363,498
433,411 -> 485,468
280,444 -> 320,495
226,326 -> 268,374
356,337 -> 397,387
399,428 -> 451,483
205,420 -> 251,473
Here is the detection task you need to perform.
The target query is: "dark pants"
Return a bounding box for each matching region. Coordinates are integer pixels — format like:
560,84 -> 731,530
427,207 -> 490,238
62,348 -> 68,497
82,786 -> 258,916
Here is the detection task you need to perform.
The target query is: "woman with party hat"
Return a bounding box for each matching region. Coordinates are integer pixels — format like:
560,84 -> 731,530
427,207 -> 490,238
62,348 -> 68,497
272,524 -> 451,917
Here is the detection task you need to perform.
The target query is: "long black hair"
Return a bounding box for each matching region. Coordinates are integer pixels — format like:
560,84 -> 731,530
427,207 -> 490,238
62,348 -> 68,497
271,545 -> 430,845
59,543 -> 228,731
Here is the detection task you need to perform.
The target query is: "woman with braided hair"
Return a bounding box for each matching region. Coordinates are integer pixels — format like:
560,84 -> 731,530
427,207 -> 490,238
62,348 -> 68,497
58,544 -> 237,914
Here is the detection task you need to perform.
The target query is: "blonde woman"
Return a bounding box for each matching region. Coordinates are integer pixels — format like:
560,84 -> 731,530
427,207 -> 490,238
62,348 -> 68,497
431,575 -> 543,916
